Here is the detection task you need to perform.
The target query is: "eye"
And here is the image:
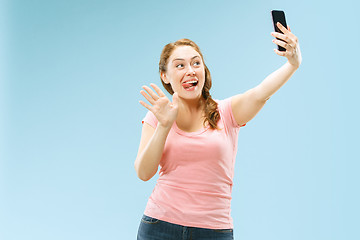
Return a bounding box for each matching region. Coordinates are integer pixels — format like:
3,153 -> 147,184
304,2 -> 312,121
176,63 -> 184,68
193,61 -> 201,66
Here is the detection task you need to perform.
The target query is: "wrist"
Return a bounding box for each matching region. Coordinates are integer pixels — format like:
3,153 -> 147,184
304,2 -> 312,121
157,122 -> 173,132
286,61 -> 300,71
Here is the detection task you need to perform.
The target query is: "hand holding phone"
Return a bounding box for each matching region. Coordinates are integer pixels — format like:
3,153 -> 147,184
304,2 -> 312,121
270,10 -> 302,68
271,10 -> 288,51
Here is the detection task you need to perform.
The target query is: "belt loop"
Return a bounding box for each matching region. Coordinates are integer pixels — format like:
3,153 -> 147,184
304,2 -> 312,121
182,226 -> 188,240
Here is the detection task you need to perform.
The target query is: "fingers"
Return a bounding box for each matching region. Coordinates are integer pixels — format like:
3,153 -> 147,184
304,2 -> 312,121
140,89 -> 156,105
273,48 -> 286,57
271,32 -> 292,46
271,23 -> 299,54
139,84 -> 167,110
139,100 -> 152,111
272,39 -> 295,57
276,22 -> 290,34
275,22 -> 297,42
142,85 -> 160,102
272,38 -> 292,51
150,83 -> 166,97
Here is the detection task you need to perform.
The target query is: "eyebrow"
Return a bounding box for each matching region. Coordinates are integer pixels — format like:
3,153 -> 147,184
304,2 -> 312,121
172,55 -> 200,62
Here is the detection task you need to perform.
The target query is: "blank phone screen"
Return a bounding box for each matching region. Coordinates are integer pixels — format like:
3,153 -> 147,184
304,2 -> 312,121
271,10 -> 288,51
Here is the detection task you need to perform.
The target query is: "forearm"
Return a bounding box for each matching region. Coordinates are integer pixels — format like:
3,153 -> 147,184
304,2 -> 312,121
135,124 -> 170,181
255,61 -> 298,101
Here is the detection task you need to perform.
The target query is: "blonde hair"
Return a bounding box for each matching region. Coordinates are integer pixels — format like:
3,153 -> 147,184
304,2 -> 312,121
159,39 -> 220,130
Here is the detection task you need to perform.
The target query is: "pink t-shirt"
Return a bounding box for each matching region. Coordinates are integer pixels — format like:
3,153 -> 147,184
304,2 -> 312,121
141,97 -> 245,229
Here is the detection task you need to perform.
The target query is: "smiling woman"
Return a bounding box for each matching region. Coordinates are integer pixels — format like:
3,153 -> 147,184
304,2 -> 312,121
158,39 -> 220,130
172,56 -> 200,90
135,29 -> 302,239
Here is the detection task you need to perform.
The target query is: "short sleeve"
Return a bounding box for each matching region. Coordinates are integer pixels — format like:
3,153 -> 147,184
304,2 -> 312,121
217,97 -> 246,129
142,111 -> 158,128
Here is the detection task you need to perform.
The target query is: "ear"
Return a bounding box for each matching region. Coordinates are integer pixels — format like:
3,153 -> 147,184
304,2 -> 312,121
161,72 -> 169,84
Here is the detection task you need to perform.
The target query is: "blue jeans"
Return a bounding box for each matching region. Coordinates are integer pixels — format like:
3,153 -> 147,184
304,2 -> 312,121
137,215 -> 234,240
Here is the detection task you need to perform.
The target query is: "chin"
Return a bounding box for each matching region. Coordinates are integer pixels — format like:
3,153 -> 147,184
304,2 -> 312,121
179,87 -> 203,100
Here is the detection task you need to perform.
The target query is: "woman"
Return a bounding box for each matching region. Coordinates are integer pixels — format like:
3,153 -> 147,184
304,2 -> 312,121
135,22 -> 302,240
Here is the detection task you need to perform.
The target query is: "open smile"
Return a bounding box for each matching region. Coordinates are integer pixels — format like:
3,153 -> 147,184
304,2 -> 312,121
181,79 -> 198,91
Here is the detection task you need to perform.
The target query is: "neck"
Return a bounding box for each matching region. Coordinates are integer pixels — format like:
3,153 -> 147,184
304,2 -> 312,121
178,96 -> 205,115
176,96 -> 208,131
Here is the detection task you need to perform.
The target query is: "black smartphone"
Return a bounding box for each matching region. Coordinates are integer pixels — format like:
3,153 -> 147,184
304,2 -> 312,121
271,10 -> 288,51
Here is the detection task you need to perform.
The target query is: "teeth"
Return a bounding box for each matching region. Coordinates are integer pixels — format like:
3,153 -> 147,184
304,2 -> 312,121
184,80 -> 197,84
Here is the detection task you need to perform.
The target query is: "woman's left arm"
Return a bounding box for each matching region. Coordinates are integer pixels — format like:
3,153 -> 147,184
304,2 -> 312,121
232,22 -> 302,126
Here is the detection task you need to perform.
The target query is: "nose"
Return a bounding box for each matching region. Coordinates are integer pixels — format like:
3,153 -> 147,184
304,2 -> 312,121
186,65 -> 196,76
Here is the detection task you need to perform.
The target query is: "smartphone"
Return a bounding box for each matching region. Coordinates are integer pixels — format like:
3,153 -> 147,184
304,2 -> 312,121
271,10 -> 288,52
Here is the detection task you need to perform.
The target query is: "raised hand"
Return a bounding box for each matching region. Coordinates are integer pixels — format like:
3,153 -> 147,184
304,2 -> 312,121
139,83 -> 179,128
271,22 -> 302,68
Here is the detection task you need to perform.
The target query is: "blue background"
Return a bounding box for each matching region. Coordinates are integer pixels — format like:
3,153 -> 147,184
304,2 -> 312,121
1,0 -> 359,239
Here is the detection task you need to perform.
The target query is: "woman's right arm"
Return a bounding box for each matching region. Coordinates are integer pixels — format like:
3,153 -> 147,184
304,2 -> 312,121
134,83 -> 179,181
134,122 -> 171,181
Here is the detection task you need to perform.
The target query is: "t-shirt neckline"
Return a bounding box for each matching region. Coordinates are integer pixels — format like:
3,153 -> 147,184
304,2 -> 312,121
173,122 -> 210,136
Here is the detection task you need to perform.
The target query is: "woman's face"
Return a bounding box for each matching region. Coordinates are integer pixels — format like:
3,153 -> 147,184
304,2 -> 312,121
162,46 -> 205,100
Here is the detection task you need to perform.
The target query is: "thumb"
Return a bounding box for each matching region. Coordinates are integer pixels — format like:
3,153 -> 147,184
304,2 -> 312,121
172,92 -> 179,108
